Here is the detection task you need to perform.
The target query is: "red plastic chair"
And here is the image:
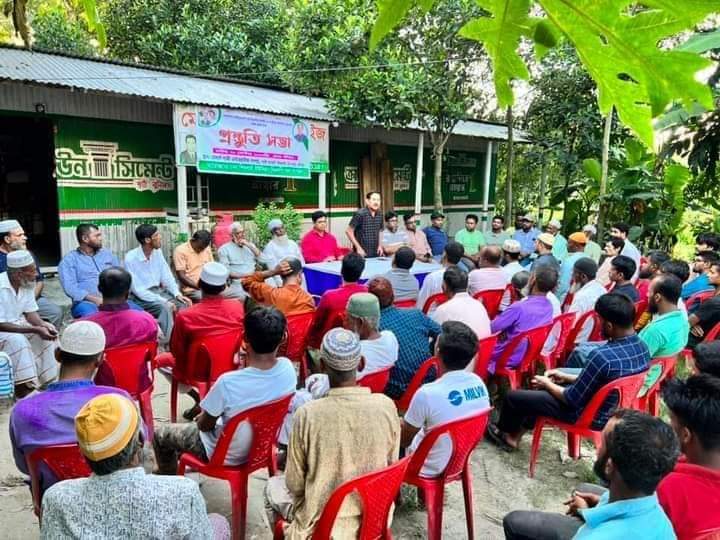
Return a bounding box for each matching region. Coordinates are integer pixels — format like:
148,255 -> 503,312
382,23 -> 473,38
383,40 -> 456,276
101,341 -> 158,439
274,457 -> 411,540
474,333 -> 499,381
404,408 -> 492,540
637,356 -> 677,416
166,329 -> 242,422
357,366 -> 392,393
178,394 -> 293,540
505,283 -> 519,305
540,313 -> 577,370
561,310 -> 603,364
279,312 -> 315,381
473,288 -> 505,319
422,293 -> 447,314
686,290 -> 715,311
493,324 -> 553,390
394,357 -> 441,412
26,444 -> 92,518
681,321 -> 720,365
528,370 -> 648,477
394,298 -> 417,308
633,299 -> 648,328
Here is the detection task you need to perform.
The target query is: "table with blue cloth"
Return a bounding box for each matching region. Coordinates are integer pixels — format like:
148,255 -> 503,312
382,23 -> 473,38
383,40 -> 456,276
303,258 -> 442,296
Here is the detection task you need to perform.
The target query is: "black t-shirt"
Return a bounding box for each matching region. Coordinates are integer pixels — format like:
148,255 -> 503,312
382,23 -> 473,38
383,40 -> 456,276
612,282 -> 639,302
688,295 -> 720,348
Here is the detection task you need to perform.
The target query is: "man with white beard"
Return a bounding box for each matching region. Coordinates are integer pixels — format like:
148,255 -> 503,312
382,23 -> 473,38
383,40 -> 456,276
0,250 -> 59,397
261,219 -> 304,286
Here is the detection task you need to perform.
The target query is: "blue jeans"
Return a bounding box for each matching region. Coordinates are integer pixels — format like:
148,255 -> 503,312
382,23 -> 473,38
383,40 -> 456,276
71,300 -> 143,318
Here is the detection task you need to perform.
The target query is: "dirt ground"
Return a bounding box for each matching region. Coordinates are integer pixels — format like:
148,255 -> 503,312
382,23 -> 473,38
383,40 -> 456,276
0,279 -> 597,539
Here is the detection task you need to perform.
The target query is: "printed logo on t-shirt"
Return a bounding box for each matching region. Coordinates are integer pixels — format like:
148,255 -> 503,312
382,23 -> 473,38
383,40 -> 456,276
448,385 -> 487,407
448,390 -> 463,406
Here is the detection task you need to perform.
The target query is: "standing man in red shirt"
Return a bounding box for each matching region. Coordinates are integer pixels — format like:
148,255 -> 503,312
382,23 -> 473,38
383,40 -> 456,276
160,262 -> 245,420
659,374 -> 720,539
300,211 -> 345,263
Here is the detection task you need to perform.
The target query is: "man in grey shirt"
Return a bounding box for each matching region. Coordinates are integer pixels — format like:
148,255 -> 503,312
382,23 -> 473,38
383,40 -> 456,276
485,215 -> 512,246
381,211 -> 409,256
217,221 -> 261,300
382,247 -> 419,302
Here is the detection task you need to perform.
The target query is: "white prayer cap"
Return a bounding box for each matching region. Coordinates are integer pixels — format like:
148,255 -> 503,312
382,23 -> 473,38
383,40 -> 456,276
583,224 -> 597,235
0,219 -> 21,234
548,219 -> 562,229
502,239 -> 521,254
267,218 -> 283,232
200,262 -> 229,286
60,321 -> 106,356
6,250 -> 34,269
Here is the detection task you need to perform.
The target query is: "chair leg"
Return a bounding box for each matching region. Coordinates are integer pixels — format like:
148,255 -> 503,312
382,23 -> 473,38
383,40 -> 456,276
139,394 -> 155,443
423,483 -> 445,540
230,477 -> 248,540
529,421 -> 545,478
170,379 -> 178,423
567,433 -> 581,460
461,465 -> 475,540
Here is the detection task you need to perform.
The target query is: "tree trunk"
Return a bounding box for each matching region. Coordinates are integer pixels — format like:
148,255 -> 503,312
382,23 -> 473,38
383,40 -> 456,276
504,107 -> 514,224
538,158 -> 548,225
433,138 -> 445,212
597,107 -> 613,240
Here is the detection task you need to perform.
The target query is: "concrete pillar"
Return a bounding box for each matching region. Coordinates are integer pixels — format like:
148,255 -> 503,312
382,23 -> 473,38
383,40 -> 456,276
482,140 -> 493,233
414,132 -> 424,215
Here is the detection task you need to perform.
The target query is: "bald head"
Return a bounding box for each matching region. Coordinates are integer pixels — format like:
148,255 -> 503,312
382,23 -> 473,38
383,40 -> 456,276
480,245 -> 503,267
368,276 -> 394,308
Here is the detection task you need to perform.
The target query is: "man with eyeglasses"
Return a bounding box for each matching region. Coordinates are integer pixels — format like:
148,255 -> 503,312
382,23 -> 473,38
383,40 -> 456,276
300,210 -> 344,263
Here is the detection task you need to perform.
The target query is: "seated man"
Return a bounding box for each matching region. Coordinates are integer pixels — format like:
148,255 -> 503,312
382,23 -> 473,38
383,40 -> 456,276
308,253 -> 366,349
487,294 -> 650,451
382,246 -> 419,302
173,229 -> 214,303
566,258 -> 607,343
693,340 -> 720,377
300,210 -> 344,263
433,266 -> 491,340
531,233 -> 559,272
241,257 -> 315,317
402,321 -> 490,477
423,211 -> 448,261
345,292 -> 398,378
217,221 -> 261,301
682,251 -> 719,300
265,327 -> 400,538
124,224 -> 191,343
261,218 -> 304,277
0,250 -> 58,397
58,223 -> 120,318
454,213 -> 486,265
403,212 -> 432,262
468,245 -> 507,296
687,261 -> 720,349
556,232 -> 588,304
487,266 -> 557,374
153,306 -> 296,472
42,394 -> 227,539
639,274 -> 689,358
368,277 -> 441,399
501,239 -> 524,282
502,409 -> 678,540
162,262 -> 245,420
9,321 -> 128,494
659,374 -> 720,539
380,211 -> 409,256
636,250 -> 670,301
608,255 -> 639,301
86,267 -> 159,389
416,241 -> 464,312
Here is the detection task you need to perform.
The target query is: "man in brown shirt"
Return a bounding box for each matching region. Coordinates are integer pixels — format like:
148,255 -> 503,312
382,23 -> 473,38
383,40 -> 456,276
266,327 -> 400,539
173,229 -> 214,302
241,257 -> 315,317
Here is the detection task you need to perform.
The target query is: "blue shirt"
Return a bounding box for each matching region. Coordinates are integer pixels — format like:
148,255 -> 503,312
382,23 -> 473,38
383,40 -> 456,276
58,248 -> 119,303
513,228 -> 541,257
379,306 -> 442,399
681,273 -> 712,301
0,251 -> 43,281
558,252 -> 585,304
575,492 -> 676,539
564,335 -> 650,428
423,226 -> 448,256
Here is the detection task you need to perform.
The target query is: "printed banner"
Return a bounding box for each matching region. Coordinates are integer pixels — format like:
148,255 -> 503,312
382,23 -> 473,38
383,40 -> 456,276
309,121 -> 330,173
173,104 -> 198,166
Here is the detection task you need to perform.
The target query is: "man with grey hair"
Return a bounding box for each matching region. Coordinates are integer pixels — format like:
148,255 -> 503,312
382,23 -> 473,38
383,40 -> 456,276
0,219 -> 63,328
261,219 -> 304,284
265,327 -> 400,539
217,221 -> 260,300
546,218 -> 568,262
344,292 -> 398,378
583,224 -> 602,263
0,250 -> 58,397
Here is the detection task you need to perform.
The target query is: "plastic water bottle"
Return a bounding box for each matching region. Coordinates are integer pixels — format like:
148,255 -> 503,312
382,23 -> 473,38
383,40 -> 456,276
0,352 -> 14,401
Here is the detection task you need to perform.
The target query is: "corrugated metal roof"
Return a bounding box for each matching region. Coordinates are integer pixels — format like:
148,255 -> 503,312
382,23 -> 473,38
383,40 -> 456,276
0,46 -> 529,142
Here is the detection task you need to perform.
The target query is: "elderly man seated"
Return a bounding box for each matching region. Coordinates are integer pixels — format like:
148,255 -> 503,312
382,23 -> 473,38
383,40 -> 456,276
382,246 -> 419,302
0,250 -> 58,397
345,292 -> 398,378
262,219 -> 304,285
217,221 -> 261,301
241,257 -> 315,317
41,394 -> 229,539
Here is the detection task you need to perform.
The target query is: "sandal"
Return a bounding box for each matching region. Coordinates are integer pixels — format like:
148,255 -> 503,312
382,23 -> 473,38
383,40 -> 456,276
182,404 -> 201,421
486,423 -> 518,453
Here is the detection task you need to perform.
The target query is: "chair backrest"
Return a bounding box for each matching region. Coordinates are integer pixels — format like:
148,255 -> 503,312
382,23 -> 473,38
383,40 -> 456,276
687,290 -> 715,311
393,299 -> 416,308
565,310 -> 602,352
357,367 -> 392,393
633,299 -> 649,327
473,289 -> 505,319
206,394 -> 293,472
394,357 -> 440,411
494,324 -> 553,374
26,444 -> 92,516
312,456 -> 411,540
474,333 -> 499,380
102,341 -> 158,397
181,329 -> 242,386
644,356 -> 677,396
406,408 -> 492,482
281,312 -> 315,363
422,293 -> 447,314
574,371 -> 648,428
706,321 -> 720,342
546,313 -> 577,366
505,283 -> 518,305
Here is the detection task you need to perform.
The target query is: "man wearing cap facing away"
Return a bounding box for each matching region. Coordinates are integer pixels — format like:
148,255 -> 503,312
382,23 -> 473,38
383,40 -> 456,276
262,218 -> 304,285
0,219 -> 63,328
512,214 -> 541,266
265,327 -> 400,539
556,232 -> 589,305
0,250 -> 59,397
546,219 -> 568,262
502,239 -> 524,281
241,257 -> 315,318
423,211 -> 449,261
345,292 -> 399,378
10,320 -> 129,495
41,394 -> 229,539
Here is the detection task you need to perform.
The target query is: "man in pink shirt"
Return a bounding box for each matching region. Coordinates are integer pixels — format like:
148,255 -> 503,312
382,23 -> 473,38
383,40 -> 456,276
300,210 -> 345,263
403,213 -> 432,262
468,245 -> 508,295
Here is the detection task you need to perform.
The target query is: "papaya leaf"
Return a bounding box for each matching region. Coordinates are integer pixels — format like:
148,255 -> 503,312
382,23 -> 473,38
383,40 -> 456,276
582,158 -> 601,182
624,138 -> 646,167
370,0 -> 436,50
678,29 -> 720,54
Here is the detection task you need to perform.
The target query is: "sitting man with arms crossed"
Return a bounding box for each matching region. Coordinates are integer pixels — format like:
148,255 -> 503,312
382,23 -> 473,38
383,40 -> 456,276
403,212 -> 432,262
380,211 -> 409,256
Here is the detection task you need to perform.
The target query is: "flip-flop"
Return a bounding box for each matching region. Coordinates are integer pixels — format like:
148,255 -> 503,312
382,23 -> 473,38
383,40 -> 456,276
485,423 -> 518,453
182,404 -> 201,421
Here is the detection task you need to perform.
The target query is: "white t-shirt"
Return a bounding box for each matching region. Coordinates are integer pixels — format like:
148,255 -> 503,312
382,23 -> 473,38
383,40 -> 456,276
416,268 -> 445,313
432,293 -> 491,340
405,370 -> 490,477
0,272 -> 37,324
568,280 -> 607,343
502,261 -> 524,282
541,292 -> 563,356
199,358 -> 297,465
357,331 -> 399,378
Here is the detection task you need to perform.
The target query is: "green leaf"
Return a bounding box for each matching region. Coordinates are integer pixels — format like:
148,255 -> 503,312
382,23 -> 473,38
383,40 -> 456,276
533,19 -> 560,60
582,158 -> 601,181
624,138 -> 645,166
539,0 -> 717,147
677,29 -> 720,54
459,0 -> 535,108
370,0 -> 437,50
